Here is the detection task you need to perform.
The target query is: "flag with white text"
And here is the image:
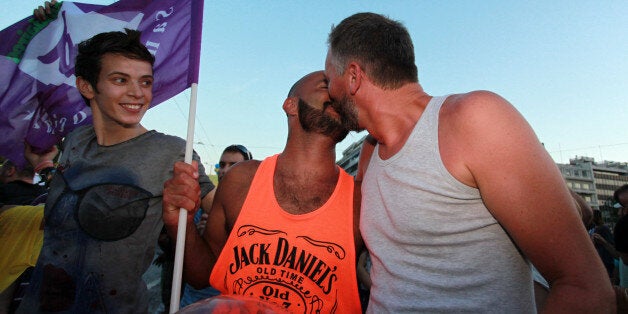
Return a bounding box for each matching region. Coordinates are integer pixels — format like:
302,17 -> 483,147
0,0 -> 204,167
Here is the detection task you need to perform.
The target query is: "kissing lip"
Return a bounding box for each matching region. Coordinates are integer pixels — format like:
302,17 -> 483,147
323,102 -> 341,118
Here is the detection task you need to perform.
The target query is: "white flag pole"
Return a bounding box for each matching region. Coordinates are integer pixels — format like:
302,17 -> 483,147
170,83 -> 199,313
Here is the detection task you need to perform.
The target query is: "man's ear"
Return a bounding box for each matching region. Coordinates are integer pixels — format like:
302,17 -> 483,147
76,76 -> 95,100
282,97 -> 298,116
347,62 -> 362,95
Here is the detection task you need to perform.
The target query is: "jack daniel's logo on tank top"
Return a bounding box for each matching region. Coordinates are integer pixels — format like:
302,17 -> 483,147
217,224 -> 346,313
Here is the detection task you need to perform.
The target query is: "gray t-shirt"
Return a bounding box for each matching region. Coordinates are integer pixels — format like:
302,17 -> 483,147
18,125 -> 213,314
361,96 -> 535,313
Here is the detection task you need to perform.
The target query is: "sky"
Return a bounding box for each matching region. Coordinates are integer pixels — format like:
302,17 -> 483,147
2,1 -> 627,169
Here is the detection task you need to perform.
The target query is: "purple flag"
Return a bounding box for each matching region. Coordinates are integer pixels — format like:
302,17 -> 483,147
0,0 -> 204,168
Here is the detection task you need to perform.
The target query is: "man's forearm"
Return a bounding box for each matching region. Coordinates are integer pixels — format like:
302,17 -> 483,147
541,283 -> 615,313
178,224 -> 216,289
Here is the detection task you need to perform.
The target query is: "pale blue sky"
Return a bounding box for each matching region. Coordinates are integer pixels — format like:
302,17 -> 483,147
3,1 -> 627,169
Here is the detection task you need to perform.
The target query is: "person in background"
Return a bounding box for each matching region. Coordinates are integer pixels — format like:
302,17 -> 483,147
0,146 -> 57,313
23,144 -> 59,190
615,184 -> 628,220
0,205 -> 44,314
163,71 -> 362,313
598,185 -> 628,311
591,210 -> 616,279
0,159 -> 47,206
612,212 -> 628,312
17,29 -> 215,313
325,12 -> 614,312
216,144 -> 253,182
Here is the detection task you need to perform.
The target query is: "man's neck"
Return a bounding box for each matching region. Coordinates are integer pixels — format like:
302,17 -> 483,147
273,138 -> 339,215
279,138 -> 338,176
364,83 -> 431,159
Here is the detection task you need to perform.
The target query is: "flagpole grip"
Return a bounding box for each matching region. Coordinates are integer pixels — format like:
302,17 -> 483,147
170,83 -> 199,313
170,209 -> 187,313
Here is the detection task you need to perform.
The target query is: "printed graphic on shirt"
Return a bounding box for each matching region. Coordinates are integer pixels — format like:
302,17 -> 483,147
217,224 -> 346,313
32,167 -> 153,312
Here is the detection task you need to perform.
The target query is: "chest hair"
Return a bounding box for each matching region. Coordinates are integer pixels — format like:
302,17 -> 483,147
274,171 -> 337,215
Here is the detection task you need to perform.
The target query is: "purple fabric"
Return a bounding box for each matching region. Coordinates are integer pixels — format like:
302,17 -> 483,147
0,0 -> 203,168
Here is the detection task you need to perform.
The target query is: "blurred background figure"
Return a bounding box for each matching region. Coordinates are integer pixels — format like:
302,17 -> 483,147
613,184 -> 628,313
0,205 -> 44,314
588,185 -> 628,311
614,186 -> 628,286
591,210 -> 616,279
0,159 -> 46,206
215,145 -> 252,182
615,185 -> 628,220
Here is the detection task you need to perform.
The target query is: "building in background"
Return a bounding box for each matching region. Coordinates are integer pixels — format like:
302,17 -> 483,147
558,157 -> 628,220
338,138 -> 627,222
558,156 -> 628,224
337,135 -> 366,176
557,157 -> 599,207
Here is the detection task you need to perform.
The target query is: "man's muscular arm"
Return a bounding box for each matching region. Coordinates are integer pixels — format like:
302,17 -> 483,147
441,91 -> 614,313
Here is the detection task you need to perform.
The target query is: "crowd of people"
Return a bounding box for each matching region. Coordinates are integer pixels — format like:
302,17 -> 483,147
592,185 -> 628,311
0,3 -> 624,314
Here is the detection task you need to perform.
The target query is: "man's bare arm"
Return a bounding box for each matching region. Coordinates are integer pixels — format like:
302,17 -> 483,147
443,91 -> 614,313
162,161 -> 215,289
203,161 -> 260,283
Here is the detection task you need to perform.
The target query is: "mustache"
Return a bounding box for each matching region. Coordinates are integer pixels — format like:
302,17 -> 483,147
297,98 -> 349,142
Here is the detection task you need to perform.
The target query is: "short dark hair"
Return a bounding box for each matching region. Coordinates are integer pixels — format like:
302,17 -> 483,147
222,145 -> 252,161
75,29 -> 155,105
328,12 -> 418,89
614,184 -> 628,207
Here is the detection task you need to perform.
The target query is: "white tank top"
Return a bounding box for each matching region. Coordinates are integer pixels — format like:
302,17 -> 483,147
361,95 -> 535,313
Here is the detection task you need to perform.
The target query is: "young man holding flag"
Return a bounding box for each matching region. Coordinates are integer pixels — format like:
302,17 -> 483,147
17,29 -> 214,313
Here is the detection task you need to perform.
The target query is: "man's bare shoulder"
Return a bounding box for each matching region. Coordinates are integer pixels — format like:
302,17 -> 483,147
438,90 -> 533,186
214,160 -> 262,233
443,90 -> 510,113
218,160 -> 261,193
441,90 -> 524,134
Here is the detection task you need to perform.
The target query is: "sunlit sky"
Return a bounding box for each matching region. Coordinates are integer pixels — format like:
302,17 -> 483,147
3,1 -> 627,168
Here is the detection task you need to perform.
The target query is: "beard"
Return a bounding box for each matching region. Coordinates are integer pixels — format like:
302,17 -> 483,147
298,98 -> 349,143
332,94 -> 362,132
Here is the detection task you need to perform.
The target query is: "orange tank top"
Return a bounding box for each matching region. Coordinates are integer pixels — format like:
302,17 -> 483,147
210,154 -> 361,313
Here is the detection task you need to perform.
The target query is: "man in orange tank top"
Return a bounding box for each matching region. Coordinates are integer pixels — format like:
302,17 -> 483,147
163,71 -> 363,313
